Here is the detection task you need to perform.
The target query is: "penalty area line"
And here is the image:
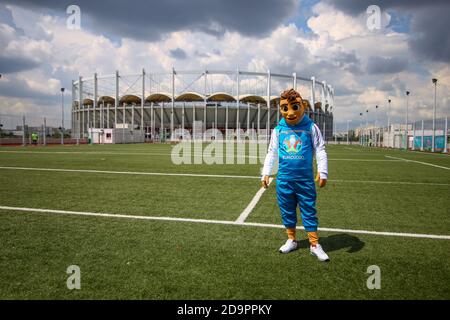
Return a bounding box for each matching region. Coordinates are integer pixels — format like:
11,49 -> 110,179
0,166 -> 259,180
0,205 -> 450,240
235,177 -> 273,223
385,156 -> 450,170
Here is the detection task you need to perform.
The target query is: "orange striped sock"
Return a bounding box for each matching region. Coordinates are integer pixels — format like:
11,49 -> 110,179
286,228 -> 296,240
307,231 -> 319,246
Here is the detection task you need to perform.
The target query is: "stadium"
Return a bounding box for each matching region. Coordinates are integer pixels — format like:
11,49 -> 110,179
71,69 -> 334,142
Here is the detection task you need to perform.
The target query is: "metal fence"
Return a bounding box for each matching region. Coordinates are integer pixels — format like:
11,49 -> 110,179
357,117 -> 448,153
0,114 -> 82,146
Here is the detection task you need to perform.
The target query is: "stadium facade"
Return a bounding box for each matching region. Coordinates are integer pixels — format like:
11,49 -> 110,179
71,69 -> 334,142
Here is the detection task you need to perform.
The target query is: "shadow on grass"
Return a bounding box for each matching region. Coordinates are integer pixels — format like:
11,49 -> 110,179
296,233 -> 365,253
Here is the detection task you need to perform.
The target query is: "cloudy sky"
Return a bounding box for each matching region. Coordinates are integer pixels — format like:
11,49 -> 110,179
0,0 -> 449,130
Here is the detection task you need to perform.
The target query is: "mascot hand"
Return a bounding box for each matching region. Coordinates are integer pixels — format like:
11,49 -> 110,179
261,175 -> 270,189
315,172 -> 327,188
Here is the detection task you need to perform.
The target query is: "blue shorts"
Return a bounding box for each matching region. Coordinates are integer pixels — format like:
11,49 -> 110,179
276,179 -> 318,231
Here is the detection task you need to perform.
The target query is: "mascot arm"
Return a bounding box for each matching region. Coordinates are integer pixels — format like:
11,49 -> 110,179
312,124 -> 328,188
261,129 -> 279,188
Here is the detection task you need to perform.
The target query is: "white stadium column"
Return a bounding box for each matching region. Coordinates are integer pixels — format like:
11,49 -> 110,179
122,102 -> 126,143
87,97 -> 90,135
182,102 -> 185,138
236,67 -> 240,138
247,102 -> 250,130
78,76 -> 83,139
123,102 -> 126,127
225,103 -> 229,140
94,73 -> 97,129
150,102 -> 154,140
107,103 -> 110,129
71,80 -> 75,139
115,70 -> 119,129
193,102 -> 196,133
204,70 -> 208,132
141,68 -> 145,133
214,102 -> 218,132
257,103 -> 261,133
100,100 -> 104,129
81,102 -> 84,139
161,102 -> 164,140
132,102 -> 135,132
171,67 -> 175,139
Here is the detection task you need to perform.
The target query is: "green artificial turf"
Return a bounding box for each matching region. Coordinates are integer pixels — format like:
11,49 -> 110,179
0,143 -> 449,299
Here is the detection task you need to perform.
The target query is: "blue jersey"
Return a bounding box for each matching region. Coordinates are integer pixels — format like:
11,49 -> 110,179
276,116 -> 314,181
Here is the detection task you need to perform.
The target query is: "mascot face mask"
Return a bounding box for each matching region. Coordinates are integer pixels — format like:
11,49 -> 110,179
280,89 -> 307,126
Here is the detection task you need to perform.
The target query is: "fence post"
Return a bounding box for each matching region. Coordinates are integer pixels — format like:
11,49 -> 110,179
43,117 -> 47,146
444,117 -> 448,154
22,115 -> 26,146
421,120 -> 424,151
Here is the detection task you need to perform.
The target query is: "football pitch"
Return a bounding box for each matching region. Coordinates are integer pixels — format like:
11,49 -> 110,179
0,143 -> 449,299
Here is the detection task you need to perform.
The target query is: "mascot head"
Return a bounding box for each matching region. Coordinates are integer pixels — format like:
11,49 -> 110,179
280,88 -> 308,126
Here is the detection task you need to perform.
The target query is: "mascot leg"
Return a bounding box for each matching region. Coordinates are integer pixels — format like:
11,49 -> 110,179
276,180 -> 299,253
296,180 -> 330,261
295,179 -> 318,241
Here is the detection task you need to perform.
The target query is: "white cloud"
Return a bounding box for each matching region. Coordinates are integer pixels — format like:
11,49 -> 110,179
0,2 -> 448,132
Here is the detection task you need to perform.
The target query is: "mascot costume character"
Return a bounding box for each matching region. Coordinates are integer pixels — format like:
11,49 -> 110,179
261,88 -> 330,262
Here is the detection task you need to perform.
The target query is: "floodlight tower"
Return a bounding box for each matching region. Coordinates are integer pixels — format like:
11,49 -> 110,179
366,109 -> 369,146
375,105 -> 379,146
432,78 -> 437,152
61,87 -> 65,145
359,112 -> 363,145
387,99 -> 391,147
405,91 -> 410,150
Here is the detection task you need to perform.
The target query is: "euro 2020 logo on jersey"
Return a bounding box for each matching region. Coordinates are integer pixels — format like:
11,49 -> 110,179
283,134 -> 302,154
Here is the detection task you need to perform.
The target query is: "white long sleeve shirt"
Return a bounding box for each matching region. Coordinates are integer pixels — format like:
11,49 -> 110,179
261,123 -> 328,180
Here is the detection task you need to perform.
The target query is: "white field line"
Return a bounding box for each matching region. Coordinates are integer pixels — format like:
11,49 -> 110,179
0,166 -> 258,180
235,177 -> 273,223
385,156 -> 450,170
0,167 -> 259,179
0,150 -> 178,157
408,150 -> 449,157
1,205 -> 449,240
328,159 -> 401,161
328,179 -> 450,186
1,166 -> 449,186
0,150 -> 401,161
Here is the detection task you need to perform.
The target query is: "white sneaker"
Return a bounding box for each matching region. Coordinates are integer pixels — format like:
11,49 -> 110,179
310,244 -> 330,262
279,239 -> 298,253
